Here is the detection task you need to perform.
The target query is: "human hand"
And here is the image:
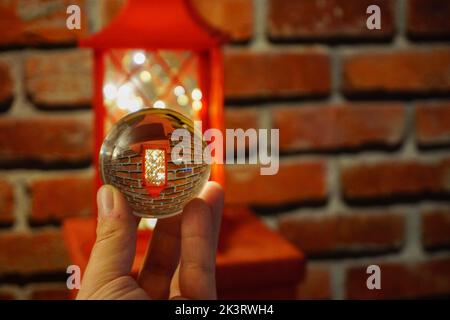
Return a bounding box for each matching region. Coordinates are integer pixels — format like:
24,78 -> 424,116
76,181 -> 224,300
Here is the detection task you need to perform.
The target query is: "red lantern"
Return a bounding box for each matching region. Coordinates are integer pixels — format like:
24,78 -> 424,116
62,0 -> 304,299
81,0 -> 226,188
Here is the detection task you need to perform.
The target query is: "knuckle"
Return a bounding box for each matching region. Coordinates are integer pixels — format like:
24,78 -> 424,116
95,221 -> 126,245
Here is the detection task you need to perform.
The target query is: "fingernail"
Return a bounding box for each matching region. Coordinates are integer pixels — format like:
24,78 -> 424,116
99,185 -> 114,216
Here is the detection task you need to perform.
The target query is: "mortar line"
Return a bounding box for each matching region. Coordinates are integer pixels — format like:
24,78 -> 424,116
250,0 -> 270,51
331,261 -> 345,300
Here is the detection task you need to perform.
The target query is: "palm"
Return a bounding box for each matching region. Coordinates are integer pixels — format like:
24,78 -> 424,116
84,276 -> 149,300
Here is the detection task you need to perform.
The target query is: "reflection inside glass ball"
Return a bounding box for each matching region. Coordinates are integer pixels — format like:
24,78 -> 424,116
99,108 -> 210,219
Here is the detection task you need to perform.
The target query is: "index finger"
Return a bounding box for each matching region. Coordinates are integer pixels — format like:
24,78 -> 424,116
178,182 -> 224,299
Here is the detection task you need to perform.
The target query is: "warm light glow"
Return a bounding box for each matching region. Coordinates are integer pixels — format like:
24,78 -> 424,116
139,70 -> 152,82
174,85 -> 185,96
138,218 -> 157,230
177,94 -> 189,106
133,51 -> 146,65
153,100 -> 166,109
145,149 -> 166,187
117,84 -> 133,110
117,96 -> 129,110
116,83 -> 142,111
192,100 -> 202,111
118,83 -> 133,96
191,88 -> 202,101
145,218 -> 157,229
103,83 -> 117,100
128,96 -> 143,112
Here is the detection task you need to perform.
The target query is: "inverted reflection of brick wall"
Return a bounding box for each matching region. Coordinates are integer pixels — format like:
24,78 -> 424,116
104,138 -> 207,216
0,0 -> 449,300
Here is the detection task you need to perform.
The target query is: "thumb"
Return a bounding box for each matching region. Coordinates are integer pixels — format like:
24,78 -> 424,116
78,185 -> 139,297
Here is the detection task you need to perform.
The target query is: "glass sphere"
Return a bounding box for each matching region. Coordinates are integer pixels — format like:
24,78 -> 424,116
99,108 -> 210,219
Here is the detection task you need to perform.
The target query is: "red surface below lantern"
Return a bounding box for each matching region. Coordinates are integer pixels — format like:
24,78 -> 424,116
63,207 -> 305,299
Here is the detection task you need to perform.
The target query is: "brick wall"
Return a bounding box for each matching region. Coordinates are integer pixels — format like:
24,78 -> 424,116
0,0 -> 449,300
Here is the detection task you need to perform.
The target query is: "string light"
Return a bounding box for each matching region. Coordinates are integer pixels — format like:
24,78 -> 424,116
153,100 -> 166,109
191,88 -> 202,101
116,83 -> 143,111
129,96 -> 143,112
118,83 -> 133,96
103,83 -> 117,100
133,51 -> 146,65
104,50 -> 205,123
174,85 -> 185,96
117,95 -> 130,110
117,84 -> 132,109
177,94 -> 189,106
192,100 -> 202,111
139,70 -> 152,82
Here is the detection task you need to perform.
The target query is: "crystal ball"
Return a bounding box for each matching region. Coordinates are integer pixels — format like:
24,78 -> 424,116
99,108 -> 210,219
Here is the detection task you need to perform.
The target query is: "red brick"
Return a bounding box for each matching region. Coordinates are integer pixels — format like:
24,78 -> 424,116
0,229 -> 70,276
0,0 -> 86,47
268,0 -> 394,41
25,50 -> 92,108
225,50 -> 331,100
225,107 -> 260,130
0,61 -> 13,111
297,264 -> 331,300
0,180 -> 14,225
346,257 -> 450,299
225,161 -> 327,206
0,288 -> 17,300
343,48 -> 450,96
100,0 -> 125,25
29,284 -> 70,300
279,211 -> 405,256
422,209 -> 450,249
0,116 -> 92,166
192,0 -> 253,42
31,175 -> 94,224
224,107 -> 260,152
341,158 -> 450,201
273,103 -> 405,152
102,0 -> 253,42
407,0 -> 450,39
416,102 -> 450,147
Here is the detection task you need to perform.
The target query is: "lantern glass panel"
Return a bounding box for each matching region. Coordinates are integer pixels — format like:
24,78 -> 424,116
102,49 -> 202,134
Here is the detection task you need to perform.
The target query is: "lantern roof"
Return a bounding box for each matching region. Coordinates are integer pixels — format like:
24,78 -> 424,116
80,0 -> 227,50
